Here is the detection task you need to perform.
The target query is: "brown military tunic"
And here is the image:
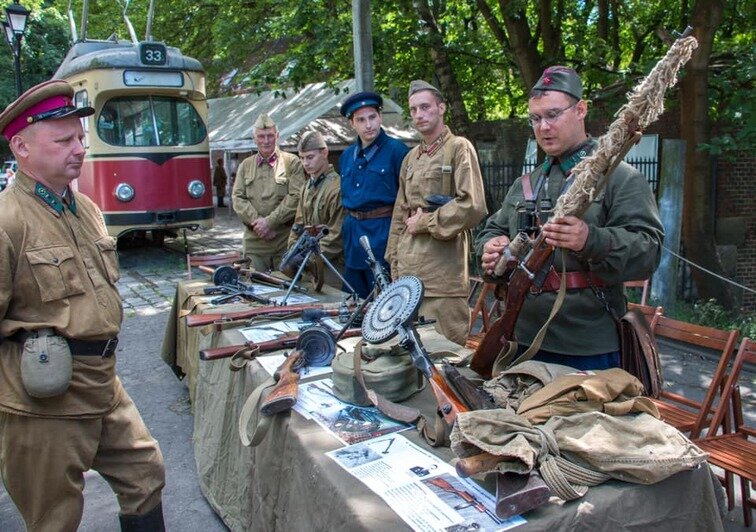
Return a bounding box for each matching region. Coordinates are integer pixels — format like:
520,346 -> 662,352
0,172 -> 122,417
290,166 -> 345,261
232,148 -> 305,261
386,126 -> 487,297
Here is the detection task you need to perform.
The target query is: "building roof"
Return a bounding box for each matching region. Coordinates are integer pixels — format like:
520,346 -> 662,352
207,79 -> 419,152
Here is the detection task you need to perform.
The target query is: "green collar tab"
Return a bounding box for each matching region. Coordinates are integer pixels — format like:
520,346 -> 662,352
542,139 -> 594,176
34,183 -> 77,215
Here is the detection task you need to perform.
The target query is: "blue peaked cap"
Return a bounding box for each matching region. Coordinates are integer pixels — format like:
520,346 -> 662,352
340,91 -> 383,118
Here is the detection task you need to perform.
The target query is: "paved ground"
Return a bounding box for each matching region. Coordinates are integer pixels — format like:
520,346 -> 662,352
0,204 -> 752,530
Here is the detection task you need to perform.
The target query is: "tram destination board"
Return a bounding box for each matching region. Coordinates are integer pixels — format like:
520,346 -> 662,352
139,42 -> 167,66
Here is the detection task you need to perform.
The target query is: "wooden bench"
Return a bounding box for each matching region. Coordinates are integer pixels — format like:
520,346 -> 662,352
467,276 -> 501,336
651,315 -> 740,439
624,279 -> 650,306
696,337 -> 755,526
627,302 -> 663,327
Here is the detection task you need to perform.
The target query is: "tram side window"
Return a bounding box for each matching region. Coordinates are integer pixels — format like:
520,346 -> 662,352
97,96 -> 206,147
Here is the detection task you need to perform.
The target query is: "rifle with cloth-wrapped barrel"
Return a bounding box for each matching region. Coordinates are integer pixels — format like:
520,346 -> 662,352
470,28 -> 698,379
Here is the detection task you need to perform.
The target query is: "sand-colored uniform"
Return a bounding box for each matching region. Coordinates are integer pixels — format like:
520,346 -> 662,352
232,149 -> 305,270
0,172 -> 164,530
386,127 -> 487,345
289,166 -> 346,289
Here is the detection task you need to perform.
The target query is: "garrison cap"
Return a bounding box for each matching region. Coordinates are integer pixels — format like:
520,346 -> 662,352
408,79 -> 442,99
297,131 -> 327,152
0,79 -> 95,140
253,113 -> 276,129
532,66 -> 583,100
340,91 -> 383,118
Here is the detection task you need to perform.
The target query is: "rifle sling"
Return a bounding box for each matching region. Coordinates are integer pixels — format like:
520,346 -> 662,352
238,375 -> 277,447
492,260 -> 568,375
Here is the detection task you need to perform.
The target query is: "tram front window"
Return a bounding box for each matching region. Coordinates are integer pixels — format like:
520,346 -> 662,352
97,96 -> 206,147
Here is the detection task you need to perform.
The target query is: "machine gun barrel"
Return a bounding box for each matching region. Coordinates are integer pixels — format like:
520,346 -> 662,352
359,235 -> 391,291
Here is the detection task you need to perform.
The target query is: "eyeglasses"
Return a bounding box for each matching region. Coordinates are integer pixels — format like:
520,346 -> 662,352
527,101 -> 579,128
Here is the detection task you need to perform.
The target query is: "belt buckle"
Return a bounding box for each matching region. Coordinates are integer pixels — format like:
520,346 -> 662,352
102,337 -> 118,357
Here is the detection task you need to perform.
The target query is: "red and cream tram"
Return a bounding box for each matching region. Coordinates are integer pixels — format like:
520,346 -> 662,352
54,39 -> 214,240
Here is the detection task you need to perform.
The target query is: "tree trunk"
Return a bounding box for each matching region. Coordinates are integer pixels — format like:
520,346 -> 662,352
415,0 -> 472,136
679,0 -> 738,308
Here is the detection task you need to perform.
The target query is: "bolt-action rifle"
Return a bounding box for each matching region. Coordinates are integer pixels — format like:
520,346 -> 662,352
186,302 -> 349,329
469,28 -> 698,379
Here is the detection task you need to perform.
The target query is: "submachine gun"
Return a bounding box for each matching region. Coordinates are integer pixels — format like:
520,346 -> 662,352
360,275 -> 550,520
278,223 -> 358,304
202,266 -> 272,305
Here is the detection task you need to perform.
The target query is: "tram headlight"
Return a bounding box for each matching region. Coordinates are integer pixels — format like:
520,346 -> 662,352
114,183 -> 135,202
188,180 -> 205,199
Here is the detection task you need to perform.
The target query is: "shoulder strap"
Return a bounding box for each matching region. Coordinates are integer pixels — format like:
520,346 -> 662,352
520,174 -> 535,201
441,137 -> 457,197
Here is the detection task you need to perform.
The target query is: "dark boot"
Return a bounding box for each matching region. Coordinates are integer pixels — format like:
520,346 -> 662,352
119,501 -> 166,532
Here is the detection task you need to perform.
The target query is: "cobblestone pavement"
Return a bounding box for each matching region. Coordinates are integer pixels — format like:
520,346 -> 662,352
117,206 -> 243,317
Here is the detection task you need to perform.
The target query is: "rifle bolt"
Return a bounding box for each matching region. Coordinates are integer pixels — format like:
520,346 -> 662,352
442,404 -> 452,414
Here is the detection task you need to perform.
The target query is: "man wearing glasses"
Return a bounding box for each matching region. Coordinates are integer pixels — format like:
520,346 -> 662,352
475,66 -> 663,370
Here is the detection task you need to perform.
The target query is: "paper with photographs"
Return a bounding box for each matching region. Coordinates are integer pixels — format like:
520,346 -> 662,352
327,433 -> 526,532
292,378 -> 411,444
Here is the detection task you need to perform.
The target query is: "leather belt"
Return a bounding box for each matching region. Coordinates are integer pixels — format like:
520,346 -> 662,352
12,331 -> 118,357
347,205 -> 394,220
67,337 -> 119,357
540,271 -> 605,292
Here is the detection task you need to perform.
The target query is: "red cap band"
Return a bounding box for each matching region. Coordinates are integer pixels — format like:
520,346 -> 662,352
2,95 -> 74,139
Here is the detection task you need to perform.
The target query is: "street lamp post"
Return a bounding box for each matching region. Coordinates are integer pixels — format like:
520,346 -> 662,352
3,2 -> 30,97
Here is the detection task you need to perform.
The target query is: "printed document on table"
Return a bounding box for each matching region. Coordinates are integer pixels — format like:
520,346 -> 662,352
239,318 -> 343,343
293,378 -> 411,445
327,433 -> 526,532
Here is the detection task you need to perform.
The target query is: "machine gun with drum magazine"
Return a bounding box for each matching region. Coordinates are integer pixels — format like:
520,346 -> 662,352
359,275 -> 551,519
278,223 -> 358,304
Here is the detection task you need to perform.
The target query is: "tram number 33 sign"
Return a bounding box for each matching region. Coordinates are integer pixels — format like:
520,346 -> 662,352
140,43 -> 167,66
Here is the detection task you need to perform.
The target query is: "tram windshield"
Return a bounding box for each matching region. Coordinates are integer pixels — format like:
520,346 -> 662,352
97,96 -> 206,147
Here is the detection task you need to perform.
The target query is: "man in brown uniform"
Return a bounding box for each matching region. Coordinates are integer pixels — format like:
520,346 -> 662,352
212,157 -> 228,207
288,131 -> 346,290
386,80 -> 487,345
233,113 -> 306,271
0,80 -> 165,530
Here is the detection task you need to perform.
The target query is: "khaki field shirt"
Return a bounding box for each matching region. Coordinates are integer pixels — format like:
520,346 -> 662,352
0,172 -> 123,417
233,149 -> 305,255
289,166 -> 345,260
386,127 -> 487,297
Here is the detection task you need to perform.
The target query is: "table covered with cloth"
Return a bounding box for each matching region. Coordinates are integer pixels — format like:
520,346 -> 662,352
183,322 -> 727,531
160,277 -> 344,402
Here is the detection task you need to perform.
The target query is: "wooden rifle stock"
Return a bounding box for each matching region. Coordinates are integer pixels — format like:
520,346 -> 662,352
428,368 -> 470,426
259,350 -> 303,416
186,303 -> 341,328
199,327 -> 362,361
469,235 -> 554,379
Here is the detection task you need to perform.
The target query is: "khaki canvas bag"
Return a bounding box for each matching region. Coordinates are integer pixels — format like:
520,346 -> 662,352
331,340 -> 423,406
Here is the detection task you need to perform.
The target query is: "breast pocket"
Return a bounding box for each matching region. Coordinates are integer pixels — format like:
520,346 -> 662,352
25,246 -> 86,302
95,236 -> 120,284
